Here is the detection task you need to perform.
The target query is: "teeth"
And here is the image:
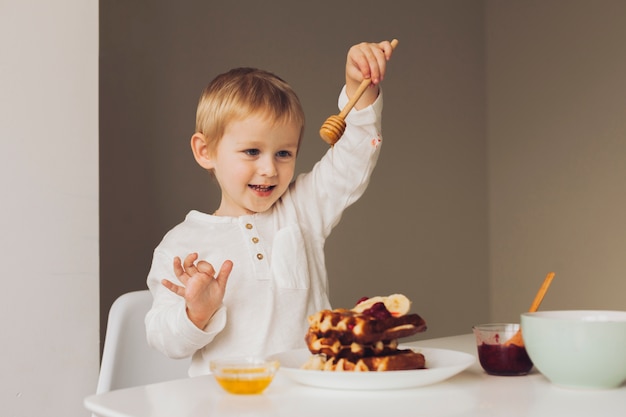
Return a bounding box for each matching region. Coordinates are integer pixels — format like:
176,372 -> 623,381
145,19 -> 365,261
352,294 -> 411,317
250,185 -> 273,191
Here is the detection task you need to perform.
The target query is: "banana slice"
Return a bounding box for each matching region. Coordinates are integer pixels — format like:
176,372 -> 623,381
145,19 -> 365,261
352,294 -> 411,317
383,294 -> 412,317
352,296 -> 386,313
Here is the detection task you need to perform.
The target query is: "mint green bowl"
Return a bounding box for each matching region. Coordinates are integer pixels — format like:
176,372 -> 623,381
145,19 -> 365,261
521,310 -> 626,389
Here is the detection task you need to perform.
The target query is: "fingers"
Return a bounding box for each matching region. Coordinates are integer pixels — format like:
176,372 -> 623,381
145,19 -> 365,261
196,260 -> 216,276
215,260 -> 233,289
349,41 -> 393,85
171,253 -> 227,288
174,253 -> 216,280
365,41 -> 390,84
182,252 -> 199,275
173,256 -> 185,281
379,40 -> 395,60
161,278 -> 186,297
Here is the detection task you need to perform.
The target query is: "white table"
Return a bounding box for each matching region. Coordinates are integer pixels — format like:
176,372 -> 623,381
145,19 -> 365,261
85,334 -> 626,417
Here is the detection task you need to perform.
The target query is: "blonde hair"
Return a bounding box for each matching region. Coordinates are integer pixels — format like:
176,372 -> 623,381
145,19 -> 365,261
195,67 -> 305,152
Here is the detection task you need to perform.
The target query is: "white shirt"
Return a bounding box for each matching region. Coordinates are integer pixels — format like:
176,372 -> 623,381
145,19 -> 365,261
145,87 -> 383,376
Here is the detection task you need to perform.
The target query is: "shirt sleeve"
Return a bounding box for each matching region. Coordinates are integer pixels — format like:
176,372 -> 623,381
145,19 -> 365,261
289,85 -> 384,238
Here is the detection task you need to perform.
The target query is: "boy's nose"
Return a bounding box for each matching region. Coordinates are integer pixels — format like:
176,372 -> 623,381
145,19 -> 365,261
258,157 -> 277,177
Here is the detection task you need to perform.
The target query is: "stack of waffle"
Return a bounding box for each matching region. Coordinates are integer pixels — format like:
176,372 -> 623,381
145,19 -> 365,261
302,295 -> 427,371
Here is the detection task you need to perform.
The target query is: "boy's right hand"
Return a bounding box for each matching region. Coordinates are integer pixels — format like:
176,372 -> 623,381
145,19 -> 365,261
162,253 -> 233,329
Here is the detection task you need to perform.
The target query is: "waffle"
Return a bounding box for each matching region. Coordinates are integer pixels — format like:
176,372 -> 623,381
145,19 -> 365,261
302,348 -> 426,371
305,331 -> 399,359
306,308 -> 427,345
303,297 -> 428,372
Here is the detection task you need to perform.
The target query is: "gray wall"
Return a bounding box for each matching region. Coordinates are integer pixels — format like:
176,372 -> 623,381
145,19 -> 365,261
487,0 -> 626,320
100,0 -> 489,344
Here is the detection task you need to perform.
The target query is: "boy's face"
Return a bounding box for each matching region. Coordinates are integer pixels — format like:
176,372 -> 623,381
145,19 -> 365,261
208,113 -> 300,217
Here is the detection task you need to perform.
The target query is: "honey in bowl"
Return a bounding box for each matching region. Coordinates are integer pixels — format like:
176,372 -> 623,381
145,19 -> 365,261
210,358 -> 279,394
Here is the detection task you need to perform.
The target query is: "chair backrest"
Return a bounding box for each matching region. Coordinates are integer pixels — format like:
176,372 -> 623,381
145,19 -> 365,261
96,290 -> 190,393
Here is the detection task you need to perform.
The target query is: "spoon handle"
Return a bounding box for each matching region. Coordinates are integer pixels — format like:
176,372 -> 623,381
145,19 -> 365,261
528,272 -> 555,312
504,272 -> 555,346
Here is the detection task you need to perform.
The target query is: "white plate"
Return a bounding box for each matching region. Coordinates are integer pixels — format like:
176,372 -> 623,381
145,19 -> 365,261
266,346 -> 475,390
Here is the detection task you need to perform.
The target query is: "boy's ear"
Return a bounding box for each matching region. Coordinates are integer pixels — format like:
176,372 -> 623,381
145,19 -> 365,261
191,133 -> 215,170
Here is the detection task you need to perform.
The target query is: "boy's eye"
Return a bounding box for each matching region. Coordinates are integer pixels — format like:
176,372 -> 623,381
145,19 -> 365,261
276,150 -> 292,158
244,149 -> 260,156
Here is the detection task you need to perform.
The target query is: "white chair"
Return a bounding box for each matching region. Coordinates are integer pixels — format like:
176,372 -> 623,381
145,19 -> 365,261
96,290 -> 190,393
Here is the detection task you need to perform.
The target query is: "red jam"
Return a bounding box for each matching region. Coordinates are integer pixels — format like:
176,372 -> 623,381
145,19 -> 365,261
362,302 -> 392,320
477,343 -> 533,376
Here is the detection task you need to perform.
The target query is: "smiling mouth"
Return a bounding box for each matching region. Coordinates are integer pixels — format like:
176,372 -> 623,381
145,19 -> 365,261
249,184 -> 275,192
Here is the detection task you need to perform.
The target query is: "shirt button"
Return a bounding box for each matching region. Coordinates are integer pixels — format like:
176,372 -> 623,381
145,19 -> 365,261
246,223 -> 253,229
252,237 -> 259,244
256,253 -> 264,260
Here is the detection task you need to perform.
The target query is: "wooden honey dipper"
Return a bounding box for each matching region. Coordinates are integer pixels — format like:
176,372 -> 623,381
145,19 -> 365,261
319,39 -> 399,146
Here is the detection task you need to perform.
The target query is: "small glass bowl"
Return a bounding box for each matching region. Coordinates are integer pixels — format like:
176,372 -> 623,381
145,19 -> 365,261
210,357 -> 279,394
472,323 -> 533,376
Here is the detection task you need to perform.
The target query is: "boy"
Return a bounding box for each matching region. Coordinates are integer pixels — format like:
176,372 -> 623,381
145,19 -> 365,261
146,40 -> 395,376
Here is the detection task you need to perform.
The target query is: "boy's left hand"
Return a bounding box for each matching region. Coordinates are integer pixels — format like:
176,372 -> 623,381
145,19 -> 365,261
345,40 -> 395,109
